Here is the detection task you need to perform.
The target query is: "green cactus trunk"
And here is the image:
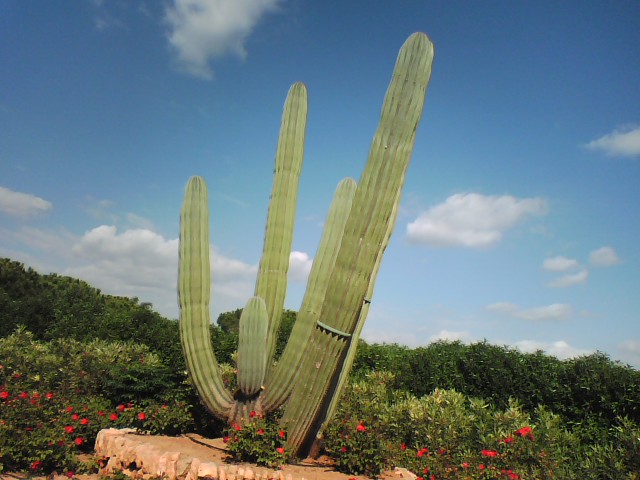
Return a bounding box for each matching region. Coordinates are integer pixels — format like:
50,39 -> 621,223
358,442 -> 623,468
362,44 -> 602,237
178,176 -> 233,420
177,31 -> 434,458
262,177 -> 357,411
255,82 -> 307,365
237,296 -> 269,397
280,31 -> 434,454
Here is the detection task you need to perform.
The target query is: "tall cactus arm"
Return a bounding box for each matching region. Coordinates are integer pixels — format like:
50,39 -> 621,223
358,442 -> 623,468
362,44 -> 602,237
255,82 -> 308,364
179,176 -> 233,419
262,177 -> 357,411
311,184 -> 401,447
281,32 -> 434,455
237,296 -> 269,396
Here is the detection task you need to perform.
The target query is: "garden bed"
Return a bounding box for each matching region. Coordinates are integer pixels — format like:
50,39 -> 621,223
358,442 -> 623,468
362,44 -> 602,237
91,428 -> 409,480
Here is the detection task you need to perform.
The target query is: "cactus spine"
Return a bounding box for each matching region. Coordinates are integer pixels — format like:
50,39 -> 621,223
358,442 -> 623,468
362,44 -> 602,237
178,32 -> 434,455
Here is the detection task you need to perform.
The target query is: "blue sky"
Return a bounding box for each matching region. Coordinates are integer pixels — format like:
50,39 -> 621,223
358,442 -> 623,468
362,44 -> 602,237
2,1 -> 639,366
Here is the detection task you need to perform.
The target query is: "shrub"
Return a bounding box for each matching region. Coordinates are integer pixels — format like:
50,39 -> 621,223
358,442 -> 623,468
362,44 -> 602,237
0,328 -> 198,474
223,412 -> 291,468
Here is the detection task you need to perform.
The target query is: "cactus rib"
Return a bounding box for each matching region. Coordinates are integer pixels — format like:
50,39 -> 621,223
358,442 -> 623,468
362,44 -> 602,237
281,31 -> 434,454
255,82 -> 308,364
178,176 -> 233,419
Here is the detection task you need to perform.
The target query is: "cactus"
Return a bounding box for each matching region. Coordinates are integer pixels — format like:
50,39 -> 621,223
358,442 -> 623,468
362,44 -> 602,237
178,32 -> 434,455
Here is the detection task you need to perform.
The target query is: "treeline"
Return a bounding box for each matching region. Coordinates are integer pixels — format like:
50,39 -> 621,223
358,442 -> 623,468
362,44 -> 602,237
2,257 -> 639,433
354,341 -> 640,431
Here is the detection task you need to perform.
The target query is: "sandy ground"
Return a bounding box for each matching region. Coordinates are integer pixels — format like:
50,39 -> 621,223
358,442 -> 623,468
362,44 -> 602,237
2,434 -> 408,480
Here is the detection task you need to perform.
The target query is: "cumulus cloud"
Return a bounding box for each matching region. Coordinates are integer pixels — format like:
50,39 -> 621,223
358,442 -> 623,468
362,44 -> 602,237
487,302 -> 572,322
428,330 -> 472,343
0,186 -> 52,218
406,193 -> 548,248
542,255 -> 579,272
65,225 -> 257,318
589,246 -> 621,267
547,269 -> 589,288
585,125 -> 640,158
288,251 -> 313,282
514,339 -> 591,360
165,0 -> 281,79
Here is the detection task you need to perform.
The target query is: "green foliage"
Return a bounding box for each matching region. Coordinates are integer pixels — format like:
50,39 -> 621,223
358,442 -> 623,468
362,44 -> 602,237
0,258 -> 186,373
215,308 -> 294,360
0,327 -> 177,404
223,412 -> 291,468
0,334 -> 195,475
324,370 -> 640,479
352,339 -> 640,432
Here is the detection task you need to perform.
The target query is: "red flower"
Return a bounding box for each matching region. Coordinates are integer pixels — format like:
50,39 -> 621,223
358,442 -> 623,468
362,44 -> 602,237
417,447 -> 429,457
109,413 -> 118,421
32,392 -> 41,399
478,464 -> 485,470
223,436 -> 229,443
340,446 -> 348,453
30,461 -> 43,471
117,404 -> 125,412
19,391 -> 29,399
481,449 -> 498,457
65,471 -> 74,478
46,392 -> 54,400
97,411 -> 105,417
516,426 -> 532,437
75,437 -> 84,446
502,436 -> 515,444
65,425 -> 75,434
276,447 -> 285,454
233,423 -> 242,431
72,414 -> 79,421
249,410 -> 257,418
0,391 -> 9,400
356,423 -> 366,432
437,448 -> 446,455
401,443 -> 407,451
138,412 -> 147,421
80,418 -> 89,425
256,428 -> 265,435
278,430 -> 286,439
461,462 -> 470,469
66,406 -> 74,413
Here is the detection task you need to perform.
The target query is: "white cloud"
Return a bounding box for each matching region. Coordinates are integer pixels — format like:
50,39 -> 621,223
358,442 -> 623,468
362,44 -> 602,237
288,251 -> 312,283
618,340 -> 640,368
585,125 -> 640,158
68,226 -> 259,318
0,222 -> 320,319
0,186 -> 52,218
589,246 -> 621,267
514,340 -> 591,360
547,269 -> 589,288
406,193 -> 548,248
165,0 -> 281,79
487,302 -> 572,322
428,329 -> 472,343
542,255 -> 579,272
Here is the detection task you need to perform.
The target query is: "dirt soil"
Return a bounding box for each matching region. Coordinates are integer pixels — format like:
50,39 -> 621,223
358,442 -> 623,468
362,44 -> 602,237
1,434 -> 409,480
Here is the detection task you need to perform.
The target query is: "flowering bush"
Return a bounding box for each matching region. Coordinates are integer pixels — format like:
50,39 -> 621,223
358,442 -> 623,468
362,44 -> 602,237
223,411 -> 291,468
324,419 -> 388,476
0,331 -> 197,475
